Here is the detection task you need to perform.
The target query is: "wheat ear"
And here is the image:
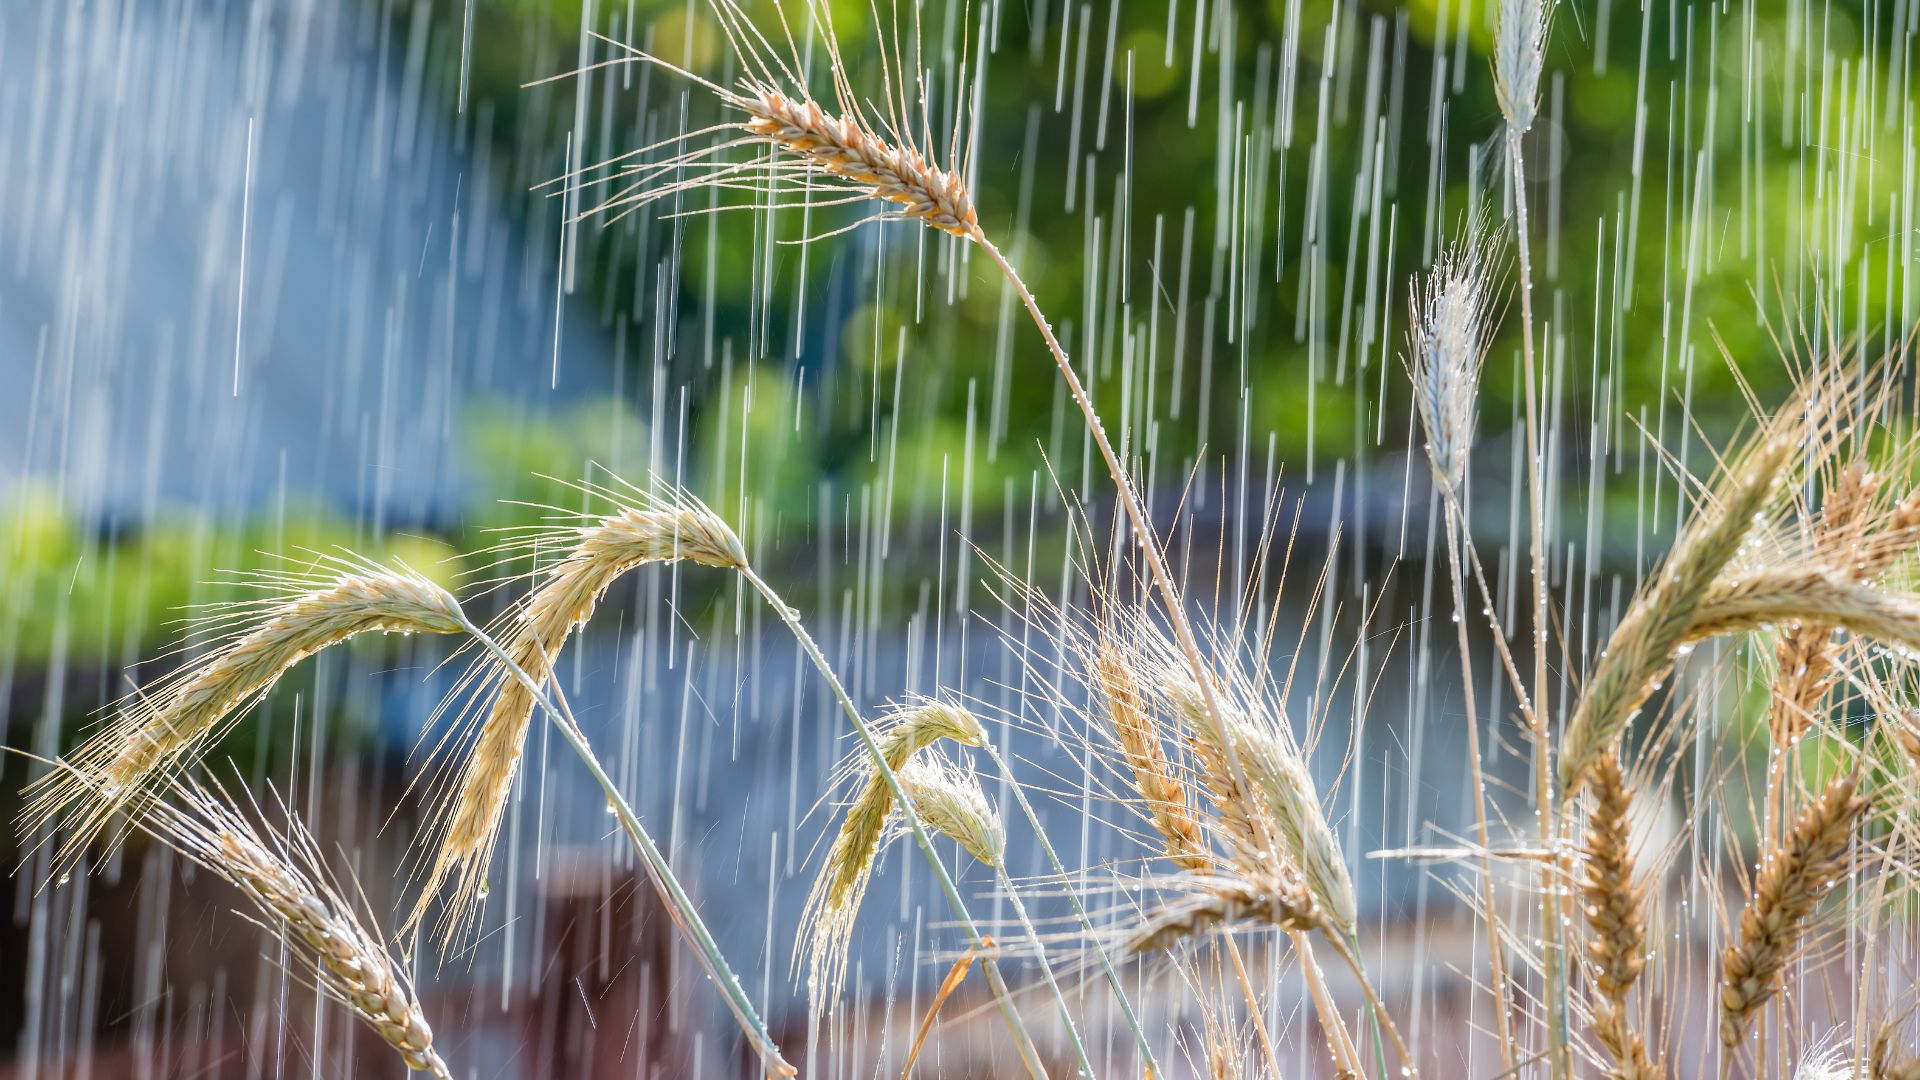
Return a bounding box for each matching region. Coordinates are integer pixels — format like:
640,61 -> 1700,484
1719,769 -> 1868,1051
1560,425 -> 1797,798
1126,872 -> 1323,955
1170,679 -> 1357,932
411,495 -> 743,941
798,697 -> 985,1008
28,556 -> 464,856
1580,753 -> 1659,1079
122,778 -> 451,1078
896,757 -> 1003,868
1093,643 -> 1209,870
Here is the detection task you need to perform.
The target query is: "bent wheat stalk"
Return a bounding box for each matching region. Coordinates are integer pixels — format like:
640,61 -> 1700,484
1561,425 -> 1798,798
458,619 -> 794,1077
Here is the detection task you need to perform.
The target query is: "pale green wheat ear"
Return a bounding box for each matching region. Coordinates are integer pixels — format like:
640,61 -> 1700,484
24,551 -> 466,864
797,695 -> 988,1011
896,756 -> 1003,869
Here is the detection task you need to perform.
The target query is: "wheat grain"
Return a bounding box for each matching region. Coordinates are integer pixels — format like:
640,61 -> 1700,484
411,494 -> 743,941
1580,753 -> 1658,1079
29,556 -> 464,857
1719,770 -> 1867,1050
1494,0 -> 1552,135
798,696 -> 986,1007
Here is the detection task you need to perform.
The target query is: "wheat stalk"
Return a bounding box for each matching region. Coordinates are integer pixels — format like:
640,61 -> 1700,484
410,491 -> 743,941
1580,753 -> 1659,1079
1720,769 -> 1868,1051
28,554 -> 464,857
110,777 -> 451,1078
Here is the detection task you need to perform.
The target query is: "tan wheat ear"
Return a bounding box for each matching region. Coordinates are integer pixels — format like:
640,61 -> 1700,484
1560,421 -> 1798,798
119,777 -> 451,1078
1092,642 -> 1210,871
27,554 -> 465,860
1719,769 -> 1868,1051
409,485 -> 743,943
1580,753 -> 1659,1079
1125,871 -> 1322,955
797,696 -> 985,1009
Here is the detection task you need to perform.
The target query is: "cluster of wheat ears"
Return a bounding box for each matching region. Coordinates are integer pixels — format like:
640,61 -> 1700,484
18,0 -> 1920,1077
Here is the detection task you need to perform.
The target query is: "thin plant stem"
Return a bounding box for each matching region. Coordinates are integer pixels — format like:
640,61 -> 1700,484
979,740 -> 1160,1075
1442,497 -> 1517,1070
1293,929 -> 1366,1074
735,565 -> 1056,1079
456,618 -> 794,1078
1221,934 -> 1284,1077
1507,128 -> 1570,1080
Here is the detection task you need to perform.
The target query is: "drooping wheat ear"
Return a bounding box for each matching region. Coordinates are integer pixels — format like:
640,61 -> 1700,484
1684,569 -> 1920,655
410,491 -> 744,941
896,757 -> 1003,868
1494,0 -> 1552,135
1559,425 -> 1798,798
1719,769 -> 1867,1050
125,778 -> 451,1078
27,554 -> 465,857
1092,643 -> 1209,870
1580,753 -> 1658,1079
798,696 -> 985,1005
1125,871 -> 1323,955
1167,679 -> 1358,933
1408,223 -> 1499,494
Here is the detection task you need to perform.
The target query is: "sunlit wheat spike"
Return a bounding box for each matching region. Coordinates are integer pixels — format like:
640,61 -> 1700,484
1125,871 -> 1323,955
797,695 -> 985,1010
1580,753 -> 1658,1080
562,6 -> 978,241
1559,419 -> 1799,799
1167,677 -> 1358,933
409,481 -> 743,943
1719,770 -> 1867,1050
1092,642 -> 1210,871
1494,0 -> 1552,135
896,757 -> 1002,869
120,777 -> 451,1078
1408,223 -> 1500,494
26,553 -> 465,861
